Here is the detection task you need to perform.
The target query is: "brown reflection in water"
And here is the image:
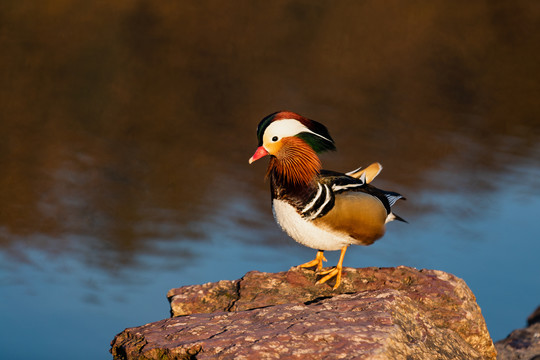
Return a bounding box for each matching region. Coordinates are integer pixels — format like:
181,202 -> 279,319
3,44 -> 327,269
0,1 -> 539,265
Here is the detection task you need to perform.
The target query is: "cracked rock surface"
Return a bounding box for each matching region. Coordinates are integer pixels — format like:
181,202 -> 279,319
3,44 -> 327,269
111,266 -> 497,359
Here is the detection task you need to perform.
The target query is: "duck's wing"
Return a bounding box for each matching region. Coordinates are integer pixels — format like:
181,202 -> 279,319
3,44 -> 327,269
319,170 -> 367,192
318,170 -> 407,224
345,162 -> 383,184
312,189 -> 389,245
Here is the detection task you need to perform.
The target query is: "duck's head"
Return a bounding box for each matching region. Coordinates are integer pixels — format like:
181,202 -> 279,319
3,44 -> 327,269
249,111 -> 336,164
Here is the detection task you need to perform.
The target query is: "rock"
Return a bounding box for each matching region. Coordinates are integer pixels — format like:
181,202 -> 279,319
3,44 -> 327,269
528,306 -> 540,326
111,266 -> 497,359
167,279 -> 239,317
495,306 -> 540,360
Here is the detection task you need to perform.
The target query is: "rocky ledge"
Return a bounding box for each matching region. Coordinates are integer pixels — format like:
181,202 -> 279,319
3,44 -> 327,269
111,266 -> 497,359
495,305 -> 540,359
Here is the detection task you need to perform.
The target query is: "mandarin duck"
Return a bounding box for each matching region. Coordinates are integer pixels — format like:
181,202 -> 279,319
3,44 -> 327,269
249,111 -> 406,289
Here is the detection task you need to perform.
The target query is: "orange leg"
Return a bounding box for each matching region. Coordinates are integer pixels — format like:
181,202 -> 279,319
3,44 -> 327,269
298,250 -> 327,271
317,246 -> 348,289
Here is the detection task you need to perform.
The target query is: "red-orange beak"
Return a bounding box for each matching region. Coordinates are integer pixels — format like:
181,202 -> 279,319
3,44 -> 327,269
249,146 -> 269,164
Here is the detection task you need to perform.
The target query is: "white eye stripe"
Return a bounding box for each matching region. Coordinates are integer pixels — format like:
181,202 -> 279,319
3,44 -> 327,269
264,119 -> 309,141
263,119 -> 332,144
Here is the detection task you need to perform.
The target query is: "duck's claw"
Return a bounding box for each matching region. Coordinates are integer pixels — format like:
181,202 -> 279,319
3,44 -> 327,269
316,245 -> 348,290
317,266 -> 342,289
298,250 -> 327,271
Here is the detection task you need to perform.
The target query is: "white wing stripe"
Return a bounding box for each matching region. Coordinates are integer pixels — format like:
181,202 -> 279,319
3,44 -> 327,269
345,166 -> 363,176
332,183 -> 364,192
302,183 -> 323,214
307,184 -> 332,220
359,172 -> 366,184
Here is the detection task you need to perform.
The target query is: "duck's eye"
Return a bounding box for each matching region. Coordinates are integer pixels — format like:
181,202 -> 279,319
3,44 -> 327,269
272,136 -> 278,142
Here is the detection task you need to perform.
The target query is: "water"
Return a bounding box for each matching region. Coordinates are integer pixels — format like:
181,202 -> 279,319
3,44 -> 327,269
1,1 -> 540,359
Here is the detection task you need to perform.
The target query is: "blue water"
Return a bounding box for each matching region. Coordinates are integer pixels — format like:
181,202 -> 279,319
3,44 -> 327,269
1,161 -> 539,359
1,2 -> 540,359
